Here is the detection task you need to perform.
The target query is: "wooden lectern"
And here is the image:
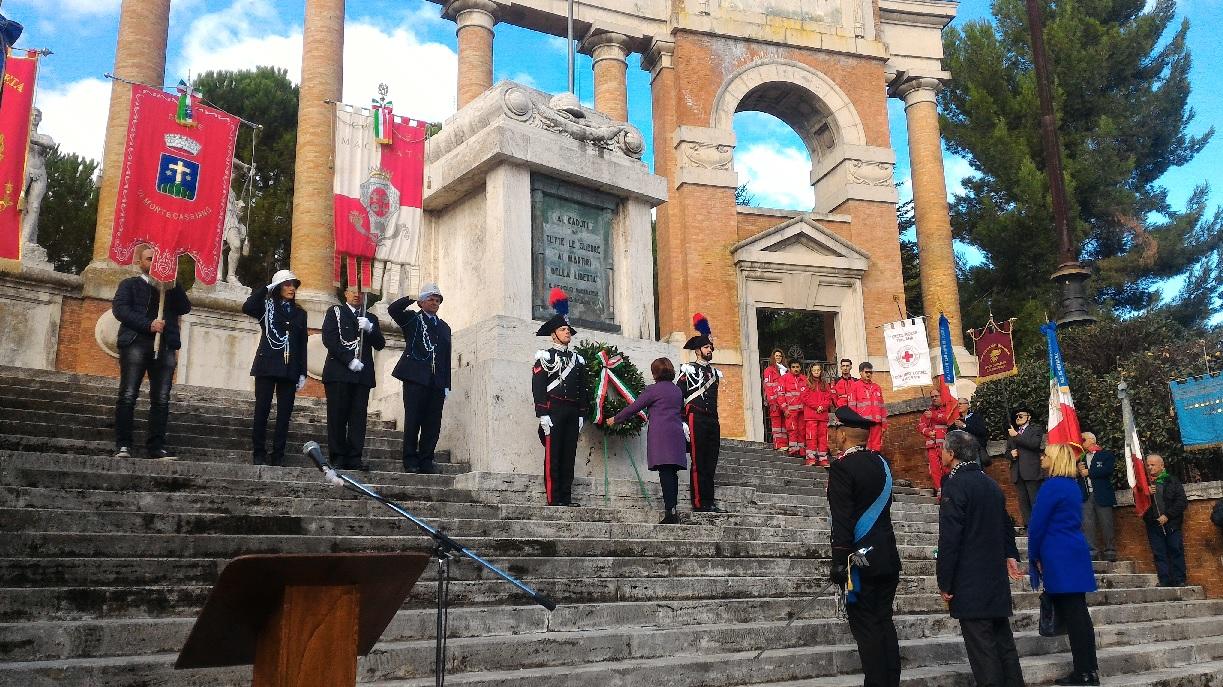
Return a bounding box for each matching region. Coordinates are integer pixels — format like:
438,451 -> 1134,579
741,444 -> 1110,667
176,552 -> 430,687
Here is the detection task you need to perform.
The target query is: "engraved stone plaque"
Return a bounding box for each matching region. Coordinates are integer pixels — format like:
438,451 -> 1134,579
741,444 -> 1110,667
531,175 -> 618,332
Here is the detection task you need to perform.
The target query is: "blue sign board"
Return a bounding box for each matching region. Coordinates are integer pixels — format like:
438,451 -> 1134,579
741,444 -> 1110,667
1170,374 -> 1223,450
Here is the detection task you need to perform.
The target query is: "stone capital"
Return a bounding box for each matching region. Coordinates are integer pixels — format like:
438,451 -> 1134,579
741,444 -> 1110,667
891,76 -> 943,108
810,144 -> 898,212
445,0 -> 499,30
673,125 -> 737,189
640,38 -> 675,81
579,30 -> 633,64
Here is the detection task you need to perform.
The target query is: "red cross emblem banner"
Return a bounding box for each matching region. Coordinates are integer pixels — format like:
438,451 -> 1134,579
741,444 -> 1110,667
332,101 -> 425,288
0,51 -> 38,261
882,317 -> 932,390
110,84 -> 240,284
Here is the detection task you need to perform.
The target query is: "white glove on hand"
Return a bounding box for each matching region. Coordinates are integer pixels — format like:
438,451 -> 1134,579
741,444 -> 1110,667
539,416 -> 553,436
347,359 -> 364,373
683,423 -> 691,442
578,417 -> 585,432
356,316 -> 373,332
296,375 -> 307,391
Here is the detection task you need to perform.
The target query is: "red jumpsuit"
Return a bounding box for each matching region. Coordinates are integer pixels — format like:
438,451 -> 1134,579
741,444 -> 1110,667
762,364 -> 787,449
800,382 -> 832,466
918,402 -> 952,491
781,371 -> 807,456
848,379 -> 888,451
831,375 -> 857,411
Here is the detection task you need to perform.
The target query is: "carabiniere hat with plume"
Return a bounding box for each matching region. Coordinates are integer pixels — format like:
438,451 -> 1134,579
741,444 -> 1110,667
536,287 -> 577,337
684,313 -> 714,351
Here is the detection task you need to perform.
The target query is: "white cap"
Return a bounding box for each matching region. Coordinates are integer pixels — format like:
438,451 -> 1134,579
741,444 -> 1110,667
418,282 -> 443,302
267,269 -> 301,292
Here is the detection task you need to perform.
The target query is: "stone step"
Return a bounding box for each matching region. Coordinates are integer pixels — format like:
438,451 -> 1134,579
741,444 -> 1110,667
0,365 -> 324,406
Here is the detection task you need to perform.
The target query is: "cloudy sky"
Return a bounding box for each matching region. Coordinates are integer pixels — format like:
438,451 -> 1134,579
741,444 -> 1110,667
9,0 -> 1221,217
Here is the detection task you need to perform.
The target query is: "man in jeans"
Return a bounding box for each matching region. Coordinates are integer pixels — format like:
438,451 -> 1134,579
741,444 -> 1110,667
111,245 -> 192,460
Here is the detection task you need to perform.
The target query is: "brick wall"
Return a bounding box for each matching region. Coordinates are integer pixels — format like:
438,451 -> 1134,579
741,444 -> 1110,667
56,296 -> 121,379
1114,488 -> 1223,598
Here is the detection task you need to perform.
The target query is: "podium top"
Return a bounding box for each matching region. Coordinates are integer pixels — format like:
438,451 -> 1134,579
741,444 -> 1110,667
176,552 -> 430,669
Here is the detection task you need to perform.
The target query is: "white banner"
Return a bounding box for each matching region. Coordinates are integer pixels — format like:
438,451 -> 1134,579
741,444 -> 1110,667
883,317 -> 932,390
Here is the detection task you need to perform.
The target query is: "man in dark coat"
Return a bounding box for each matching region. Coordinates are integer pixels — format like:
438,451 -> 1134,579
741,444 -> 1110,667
532,288 -> 589,506
322,286 -> 386,470
111,245 -> 192,460
242,270 -> 309,466
828,406 -> 901,687
938,430 -> 1025,687
952,396 -> 991,467
389,283 -> 451,475
1079,432 -> 1117,561
1143,453 -> 1188,587
1005,407 -> 1044,526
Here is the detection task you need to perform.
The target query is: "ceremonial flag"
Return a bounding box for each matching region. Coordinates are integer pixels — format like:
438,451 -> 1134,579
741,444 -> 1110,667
0,51 -> 37,261
1120,382 -> 1153,517
882,317 -> 931,390
1042,322 -> 1082,448
110,84 -> 239,284
936,313 -> 962,422
0,17 -> 24,109
332,102 -> 425,288
968,318 -> 1018,383
1169,374 -> 1223,450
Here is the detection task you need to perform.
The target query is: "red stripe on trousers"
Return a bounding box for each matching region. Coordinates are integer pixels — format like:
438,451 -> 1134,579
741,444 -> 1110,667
689,411 -> 701,509
544,433 -> 553,504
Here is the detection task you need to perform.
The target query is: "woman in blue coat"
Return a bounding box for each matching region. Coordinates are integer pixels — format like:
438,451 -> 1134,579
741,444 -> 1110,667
1028,442 -> 1099,686
608,358 -> 687,524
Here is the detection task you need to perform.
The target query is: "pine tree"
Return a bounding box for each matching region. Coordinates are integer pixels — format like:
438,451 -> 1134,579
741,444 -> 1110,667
941,0 -> 1221,337
37,146 -> 99,274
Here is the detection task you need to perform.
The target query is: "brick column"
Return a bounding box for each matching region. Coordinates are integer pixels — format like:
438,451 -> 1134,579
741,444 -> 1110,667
89,0 -> 171,268
581,31 -> 632,122
447,0 -> 498,109
643,39 -> 684,336
893,77 -> 963,345
289,0 -> 344,299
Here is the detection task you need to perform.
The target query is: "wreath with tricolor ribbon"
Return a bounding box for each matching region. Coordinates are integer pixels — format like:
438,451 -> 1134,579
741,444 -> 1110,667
574,340 -> 646,438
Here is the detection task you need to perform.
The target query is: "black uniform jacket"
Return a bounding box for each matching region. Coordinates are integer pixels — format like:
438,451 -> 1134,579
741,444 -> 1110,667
321,304 -> 386,387
678,362 -> 721,417
112,276 -> 192,350
388,296 -> 451,389
242,286 -> 308,381
937,462 -> 1020,619
1144,474 -> 1188,530
828,448 -> 901,579
1006,425 -> 1044,482
531,348 -> 590,416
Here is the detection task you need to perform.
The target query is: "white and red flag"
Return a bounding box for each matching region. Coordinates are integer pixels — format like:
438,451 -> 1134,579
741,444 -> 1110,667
331,100 -> 425,289
1041,322 -> 1083,449
1119,381 -> 1154,516
110,84 -> 239,283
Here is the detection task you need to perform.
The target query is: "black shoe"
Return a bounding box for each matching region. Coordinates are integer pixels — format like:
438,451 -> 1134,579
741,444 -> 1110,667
691,506 -> 709,513
114,446 -> 131,459
1054,671 -> 1100,686
707,505 -> 727,514
565,501 -> 582,507
147,449 -> 177,461
659,510 -> 679,524
546,501 -> 565,507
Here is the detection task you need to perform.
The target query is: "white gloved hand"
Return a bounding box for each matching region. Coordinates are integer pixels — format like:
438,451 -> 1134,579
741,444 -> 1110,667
578,417 -> 585,432
539,416 -> 553,435
296,375 -> 307,391
683,423 -> 691,442
347,358 -> 364,373
445,388 -> 451,398
356,316 -> 373,332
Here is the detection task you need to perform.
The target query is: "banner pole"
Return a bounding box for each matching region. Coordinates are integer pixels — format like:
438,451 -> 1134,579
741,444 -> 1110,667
152,281 -> 166,360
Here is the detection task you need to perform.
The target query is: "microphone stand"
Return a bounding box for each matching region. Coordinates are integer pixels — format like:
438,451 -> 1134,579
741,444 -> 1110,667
307,449 -> 555,687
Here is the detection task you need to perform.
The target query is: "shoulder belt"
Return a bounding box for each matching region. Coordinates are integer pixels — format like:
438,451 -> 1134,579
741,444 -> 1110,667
547,352 -> 578,392
684,366 -> 720,404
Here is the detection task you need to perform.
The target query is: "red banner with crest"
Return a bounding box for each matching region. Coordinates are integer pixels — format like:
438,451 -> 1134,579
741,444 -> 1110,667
0,51 -> 37,261
968,318 -> 1019,383
109,84 -> 239,284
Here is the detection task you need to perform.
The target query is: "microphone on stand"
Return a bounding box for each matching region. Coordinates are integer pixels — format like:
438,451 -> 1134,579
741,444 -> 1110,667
303,441 -> 344,487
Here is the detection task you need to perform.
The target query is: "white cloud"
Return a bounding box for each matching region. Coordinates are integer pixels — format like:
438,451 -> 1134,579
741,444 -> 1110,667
9,0 -> 122,16
735,142 -> 814,210
942,154 -> 975,198
35,77 -> 111,163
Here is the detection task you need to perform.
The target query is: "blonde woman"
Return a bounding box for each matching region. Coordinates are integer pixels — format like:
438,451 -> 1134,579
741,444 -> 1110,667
1028,443 -> 1099,686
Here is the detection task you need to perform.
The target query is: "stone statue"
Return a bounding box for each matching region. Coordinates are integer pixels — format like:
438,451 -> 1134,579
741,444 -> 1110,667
21,107 -> 53,262
221,195 -> 249,284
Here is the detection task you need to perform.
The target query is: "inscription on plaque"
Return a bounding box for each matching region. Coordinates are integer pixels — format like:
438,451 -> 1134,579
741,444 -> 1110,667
531,175 -> 618,331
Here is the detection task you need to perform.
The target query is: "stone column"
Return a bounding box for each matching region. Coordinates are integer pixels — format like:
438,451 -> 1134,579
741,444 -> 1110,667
447,0 -> 498,109
581,31 -> 632,122
893,77 -> 963,345
289,0 -> 344,306
86,0 -> 171,289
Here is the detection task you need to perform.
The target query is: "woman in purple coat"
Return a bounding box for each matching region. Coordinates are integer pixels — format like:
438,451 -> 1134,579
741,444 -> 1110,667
608,358 -> 688,524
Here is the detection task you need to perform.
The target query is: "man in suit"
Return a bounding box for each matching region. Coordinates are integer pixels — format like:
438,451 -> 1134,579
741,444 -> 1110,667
322,285 -> 386,470
111,245 -> 192,460
1078,432 -> 1117,561
938,430 -> 1025,687
828,406 -> 901,687
952,396 -> 991,467
1005,407 -> 1044,526
389,283 -> 451,474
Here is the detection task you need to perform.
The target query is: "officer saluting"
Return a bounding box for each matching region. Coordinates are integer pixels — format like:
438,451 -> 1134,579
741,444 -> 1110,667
678,313 -> 725,513
533,288 -> 589,507
828,405 -> 902,687
321,285 -> 386,470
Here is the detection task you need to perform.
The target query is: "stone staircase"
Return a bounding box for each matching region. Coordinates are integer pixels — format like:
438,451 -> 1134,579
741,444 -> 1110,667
2,366 -> 1223,686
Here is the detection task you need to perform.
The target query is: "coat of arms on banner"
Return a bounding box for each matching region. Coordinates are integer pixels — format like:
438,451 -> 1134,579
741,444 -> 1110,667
357,169 -> 400,243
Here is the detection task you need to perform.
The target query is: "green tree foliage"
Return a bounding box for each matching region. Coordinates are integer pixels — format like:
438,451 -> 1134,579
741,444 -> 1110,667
194,67 -> 299,288
969,314 -> 1223,483
735,182 -> 756,207
37,146 -> 99,274
897,198 -> 924,318
941,0 -> 1222,339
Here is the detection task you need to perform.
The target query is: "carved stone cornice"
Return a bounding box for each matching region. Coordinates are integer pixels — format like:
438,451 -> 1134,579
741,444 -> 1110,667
673,125 -> 737,189
500,85 -> 645,159
640,38 -> 675,81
